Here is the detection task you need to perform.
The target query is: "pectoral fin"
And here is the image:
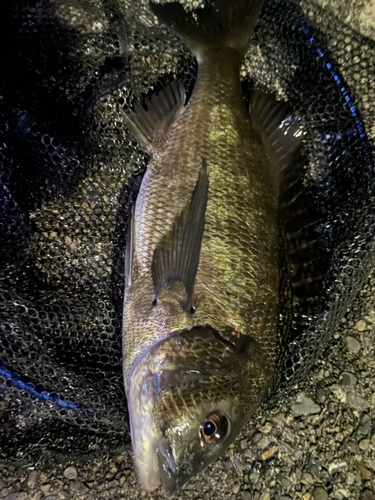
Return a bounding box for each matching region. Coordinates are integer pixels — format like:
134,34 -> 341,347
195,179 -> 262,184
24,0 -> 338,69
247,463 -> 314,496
122,80 -> 185,148
151,158 -> 209,311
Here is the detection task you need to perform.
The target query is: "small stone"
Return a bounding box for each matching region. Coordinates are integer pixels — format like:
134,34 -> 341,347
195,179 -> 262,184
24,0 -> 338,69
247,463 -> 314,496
44,496 -> 58,500
340,372 -> 357,386
241,492 -> 251,500
4,494 -> 28,500
115,455 -> 126,463
39,473 -> 48,483
261,445 -> 278,461
259,422 -> 273,434
291,393 -> 321,415
309,464 -> 320,480
256,437 -> 269,449
347,391 -> 369,409
40,484 -> 51,494
363,491 -> 375,500
195,481 -> 203,491
26,471 -> 38,490
271,413 -> 285,427
371,434 -> 375,446
346,472 -> 356,485
328,461 -> 348,474
356,320 -> 367,331
63,466 -> 78,481
301,472 -> 314,485
108,480 -> 118,488
279,496 -> 292,500
252,432 -> 262,444
69,481 -> 89,495
303,494 -> 311,500
316,387 -> 326,403
281,477 -> 291,488
360,466 -> 372,480
259,493 -> 270,500
294,450 -> 303,460
345,336 -> 361,353
0,480 -> 6,489
359,438 -> 370,450
312,486 -> 328,500
367,460 -> 375,472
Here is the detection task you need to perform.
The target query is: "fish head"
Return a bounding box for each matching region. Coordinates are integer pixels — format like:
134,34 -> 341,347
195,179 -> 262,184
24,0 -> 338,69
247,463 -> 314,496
127,324 -> 272,496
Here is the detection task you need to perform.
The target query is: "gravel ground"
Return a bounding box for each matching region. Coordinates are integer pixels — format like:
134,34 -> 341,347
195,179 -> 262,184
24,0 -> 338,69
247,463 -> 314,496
2,270 -> 375,500
1,0 -> 375,499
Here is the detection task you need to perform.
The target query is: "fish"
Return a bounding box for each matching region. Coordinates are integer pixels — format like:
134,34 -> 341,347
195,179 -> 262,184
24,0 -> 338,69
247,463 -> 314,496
122,0 -> 304,496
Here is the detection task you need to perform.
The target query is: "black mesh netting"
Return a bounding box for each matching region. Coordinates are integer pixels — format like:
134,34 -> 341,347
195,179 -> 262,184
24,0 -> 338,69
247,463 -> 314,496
0,0 -> 374,463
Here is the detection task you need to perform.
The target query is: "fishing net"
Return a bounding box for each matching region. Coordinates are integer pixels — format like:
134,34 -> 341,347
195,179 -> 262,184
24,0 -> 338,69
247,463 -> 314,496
0,0 -> 374,463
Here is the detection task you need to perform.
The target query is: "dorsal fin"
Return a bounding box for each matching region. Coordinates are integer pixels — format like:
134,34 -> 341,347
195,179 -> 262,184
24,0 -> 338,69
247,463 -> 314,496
151,158 -> 209,311
122,80 -> 185,148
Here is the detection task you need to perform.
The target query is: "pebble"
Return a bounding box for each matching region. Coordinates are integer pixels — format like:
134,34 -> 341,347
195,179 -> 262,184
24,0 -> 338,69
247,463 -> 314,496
316,387 -> 327,403
279,496 -> 292,500
345,336 -> 361,353
291,393 -> 321,415
312,486 -> 328,500
356,320 -> 367,331
301,472 -> 314,485
256,437 -> 269,449
271,413 -> 285,427
252,432 -> 262,444
259,493 -> 270,500
261,445 -> 278,461
44,496 -> 59,500
69,481 -> 89,495
41,483 -> 51,494
259,422 -> 273,434
346,472 -> 356,485
241,492 -> 252,500
280,477 -> 291,488
363,491 -> 375,500
0,480 -> 6,489
367,460 -> 375,472
328,461 -> 348,474
340,371 -> 357,386
4,494 -> 27,500
63,466 -> 78,480
347,391 -> 369,409
309,465 -> 320,480
359,438 -> 370,450
26,470 -> 38,490
360,466 -> 372,480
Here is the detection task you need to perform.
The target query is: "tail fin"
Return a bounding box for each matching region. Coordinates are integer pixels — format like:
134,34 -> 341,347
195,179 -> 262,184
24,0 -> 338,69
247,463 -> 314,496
149,0 -> 264,59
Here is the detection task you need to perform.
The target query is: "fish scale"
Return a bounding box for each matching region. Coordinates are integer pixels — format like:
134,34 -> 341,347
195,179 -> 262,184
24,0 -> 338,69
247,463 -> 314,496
123,1 -> 298,493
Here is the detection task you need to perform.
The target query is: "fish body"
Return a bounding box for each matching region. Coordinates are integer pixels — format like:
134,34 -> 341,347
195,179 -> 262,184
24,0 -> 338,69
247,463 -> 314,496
123,0 -> 301,495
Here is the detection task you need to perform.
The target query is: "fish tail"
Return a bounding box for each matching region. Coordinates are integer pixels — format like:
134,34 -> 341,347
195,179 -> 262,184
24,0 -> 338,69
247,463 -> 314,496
149,0 -> 264,59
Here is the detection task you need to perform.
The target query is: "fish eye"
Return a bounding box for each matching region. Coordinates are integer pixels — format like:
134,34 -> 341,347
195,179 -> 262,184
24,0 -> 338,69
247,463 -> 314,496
201,412 -> 229,445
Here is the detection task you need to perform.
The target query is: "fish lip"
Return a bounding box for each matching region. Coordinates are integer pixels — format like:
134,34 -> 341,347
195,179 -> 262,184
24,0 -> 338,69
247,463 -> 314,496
156,438 -> 177,497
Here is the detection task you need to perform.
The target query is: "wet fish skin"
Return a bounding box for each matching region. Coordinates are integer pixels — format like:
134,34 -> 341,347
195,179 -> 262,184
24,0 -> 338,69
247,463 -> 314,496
122,0 -> 292,495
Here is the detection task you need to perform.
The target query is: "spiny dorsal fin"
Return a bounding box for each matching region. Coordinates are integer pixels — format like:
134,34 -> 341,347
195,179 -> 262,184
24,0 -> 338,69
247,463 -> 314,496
152,158 -> 209,311
122,80 -> 185,148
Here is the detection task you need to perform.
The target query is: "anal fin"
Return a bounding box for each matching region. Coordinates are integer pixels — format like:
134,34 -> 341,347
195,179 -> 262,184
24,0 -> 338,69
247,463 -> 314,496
151,158 -> 209,311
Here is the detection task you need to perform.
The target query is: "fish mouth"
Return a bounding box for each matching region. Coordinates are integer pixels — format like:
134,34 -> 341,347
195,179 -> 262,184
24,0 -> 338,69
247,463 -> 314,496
156,438 -> 177,497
